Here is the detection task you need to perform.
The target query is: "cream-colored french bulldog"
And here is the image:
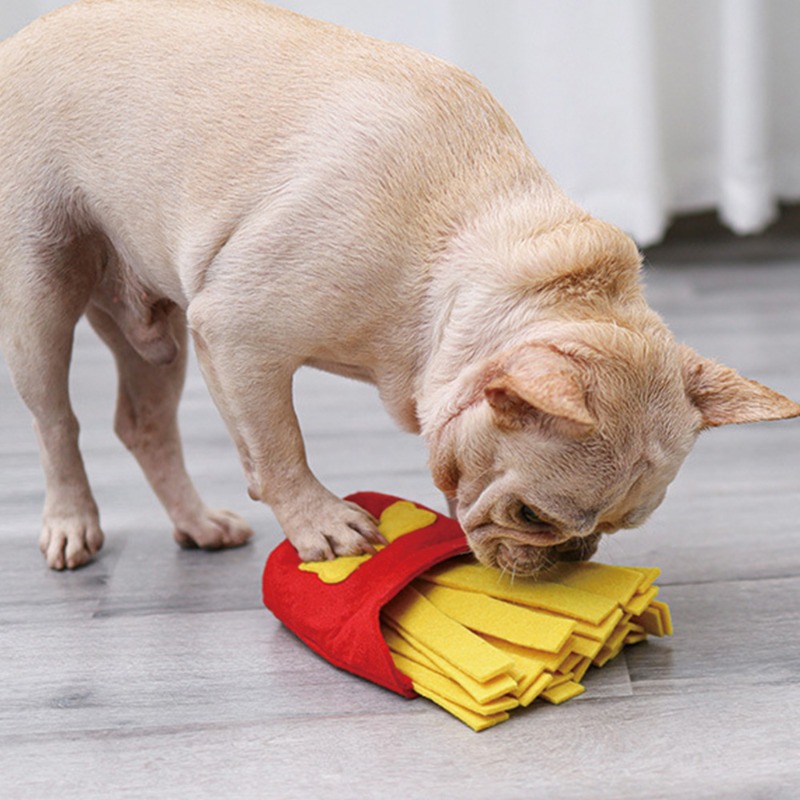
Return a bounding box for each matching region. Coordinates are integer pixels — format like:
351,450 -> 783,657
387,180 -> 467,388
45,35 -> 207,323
1,0 -> 798,573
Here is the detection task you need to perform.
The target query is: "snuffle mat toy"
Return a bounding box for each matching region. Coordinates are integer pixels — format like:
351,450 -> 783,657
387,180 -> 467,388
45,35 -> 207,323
263,492 -> 672,731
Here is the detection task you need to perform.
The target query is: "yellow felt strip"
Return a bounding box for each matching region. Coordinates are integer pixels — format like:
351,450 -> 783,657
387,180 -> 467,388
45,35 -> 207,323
390,652 -> 518,716
411,683 -> 510,731
632,605 -> 664,637
383,586 -> 514,682
545,562 -> 644,607
569,634 -> 604,660
624,566 -> 662,591
628,622 -> 646,635
572,656 -> 593,683
605,622 -> 633,655
558,652 -> 584,675
414,581 -> 575,654
494,656 -> 545,697
473,636 -> 553,701
506,660 -> 537,691
651,599 -> 674,636
512,667 -> 547,698
422,562 -> 618,625
541,680 -> 585,705
519,673 -> 554,707
556,607 -> 625,643
546,671 -> 574,689
481,633 -> 573,673
382,625 -> 438,670
384,621 -> 518,704
624,631 -> 649,646
593,642 -> 625,668
625,585 -> 660,616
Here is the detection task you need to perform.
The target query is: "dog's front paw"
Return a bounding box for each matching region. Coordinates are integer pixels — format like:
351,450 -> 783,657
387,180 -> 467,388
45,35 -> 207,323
39,513 -> 105,570
173,507 -> 254,550
286,497 -> 385,562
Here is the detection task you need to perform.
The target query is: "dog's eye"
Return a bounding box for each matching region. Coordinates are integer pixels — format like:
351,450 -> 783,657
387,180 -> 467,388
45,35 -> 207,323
520,505 -> 544,525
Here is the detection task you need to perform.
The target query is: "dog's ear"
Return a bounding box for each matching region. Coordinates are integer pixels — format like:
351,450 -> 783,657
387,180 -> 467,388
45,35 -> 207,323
681,346 -> 800,428
485,345 -> 596,437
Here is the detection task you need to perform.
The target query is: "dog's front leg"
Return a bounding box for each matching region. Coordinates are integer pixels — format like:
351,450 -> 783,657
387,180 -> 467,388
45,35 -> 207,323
187,296 -> 384,561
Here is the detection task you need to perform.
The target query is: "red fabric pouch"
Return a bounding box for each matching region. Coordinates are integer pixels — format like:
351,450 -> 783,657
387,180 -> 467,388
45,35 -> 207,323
262,491 -> 470,697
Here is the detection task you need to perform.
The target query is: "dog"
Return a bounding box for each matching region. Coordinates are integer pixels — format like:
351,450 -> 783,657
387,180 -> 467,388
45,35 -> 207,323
1,0 -> 798,574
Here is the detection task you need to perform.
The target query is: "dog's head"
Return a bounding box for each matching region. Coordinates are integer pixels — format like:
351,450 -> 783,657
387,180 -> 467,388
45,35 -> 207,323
429,321 -> 800,577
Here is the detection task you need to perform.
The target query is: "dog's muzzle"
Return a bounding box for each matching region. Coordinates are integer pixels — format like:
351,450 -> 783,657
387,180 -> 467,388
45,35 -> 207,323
466,526 -> 603,577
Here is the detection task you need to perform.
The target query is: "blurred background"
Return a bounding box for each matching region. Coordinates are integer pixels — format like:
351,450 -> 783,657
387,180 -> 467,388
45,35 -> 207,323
2,0 -> 799,246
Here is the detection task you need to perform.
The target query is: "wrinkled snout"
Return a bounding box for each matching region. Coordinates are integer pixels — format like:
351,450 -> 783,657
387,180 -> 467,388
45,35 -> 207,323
464,524 -> 603,577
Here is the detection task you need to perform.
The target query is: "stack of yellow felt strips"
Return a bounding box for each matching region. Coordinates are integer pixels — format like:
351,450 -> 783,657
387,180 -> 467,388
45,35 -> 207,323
381,558 -> 672,731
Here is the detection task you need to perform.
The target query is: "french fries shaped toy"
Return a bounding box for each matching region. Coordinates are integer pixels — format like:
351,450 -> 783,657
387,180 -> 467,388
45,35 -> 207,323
263,493 -> 672,731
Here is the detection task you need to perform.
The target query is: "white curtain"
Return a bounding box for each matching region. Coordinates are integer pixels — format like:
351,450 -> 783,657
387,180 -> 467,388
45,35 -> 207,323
3,0 -> 799,245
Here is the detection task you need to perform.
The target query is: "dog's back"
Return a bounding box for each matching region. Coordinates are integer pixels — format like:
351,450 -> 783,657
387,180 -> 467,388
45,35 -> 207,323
0,0 -> 550,309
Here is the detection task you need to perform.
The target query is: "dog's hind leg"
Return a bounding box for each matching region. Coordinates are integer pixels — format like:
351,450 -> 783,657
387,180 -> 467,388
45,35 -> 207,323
84,303 -> 254,552
0,246 -> 104,570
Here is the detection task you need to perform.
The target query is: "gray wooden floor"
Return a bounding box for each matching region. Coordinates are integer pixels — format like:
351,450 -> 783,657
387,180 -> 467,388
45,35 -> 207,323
2,220 -> 799,799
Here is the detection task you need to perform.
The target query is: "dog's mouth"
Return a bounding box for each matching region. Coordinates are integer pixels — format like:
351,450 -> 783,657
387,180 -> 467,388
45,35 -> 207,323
492,541 -> 558,576
466,526 -> 602,577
